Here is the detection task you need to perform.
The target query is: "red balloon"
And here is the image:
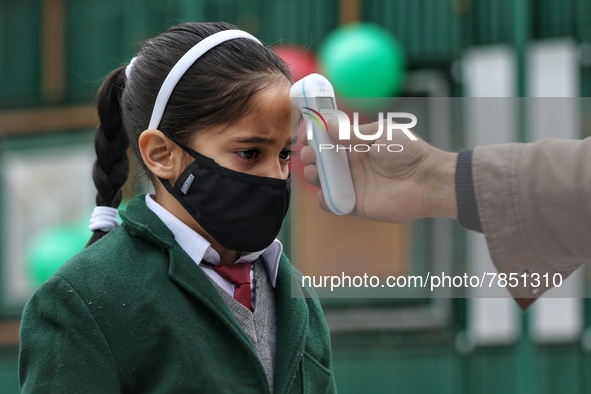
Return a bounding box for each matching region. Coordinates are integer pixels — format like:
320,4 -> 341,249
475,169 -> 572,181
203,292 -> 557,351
273,46 -> 318,82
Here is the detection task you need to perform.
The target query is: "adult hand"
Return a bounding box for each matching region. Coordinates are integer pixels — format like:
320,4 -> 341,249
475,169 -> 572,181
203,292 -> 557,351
300,120 -> 458,222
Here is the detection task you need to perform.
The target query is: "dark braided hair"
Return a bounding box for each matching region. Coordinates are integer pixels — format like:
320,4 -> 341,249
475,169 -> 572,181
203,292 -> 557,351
88,22 -> 292,246
87,67 -> 130,246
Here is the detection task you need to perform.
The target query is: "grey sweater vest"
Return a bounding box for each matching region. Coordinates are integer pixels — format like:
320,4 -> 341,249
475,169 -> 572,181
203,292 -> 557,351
208,258 -> 277,391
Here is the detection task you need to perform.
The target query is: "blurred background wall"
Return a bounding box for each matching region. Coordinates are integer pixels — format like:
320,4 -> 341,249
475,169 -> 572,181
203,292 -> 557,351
1,0 -> 591,392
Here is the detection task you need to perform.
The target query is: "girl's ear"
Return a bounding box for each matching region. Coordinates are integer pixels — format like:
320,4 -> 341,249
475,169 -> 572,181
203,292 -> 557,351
138,129 -> 184,180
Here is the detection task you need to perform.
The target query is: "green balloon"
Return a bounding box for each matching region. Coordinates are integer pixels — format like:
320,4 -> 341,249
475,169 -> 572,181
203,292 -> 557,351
319,23 -> 406,97
27,225 -> 88,286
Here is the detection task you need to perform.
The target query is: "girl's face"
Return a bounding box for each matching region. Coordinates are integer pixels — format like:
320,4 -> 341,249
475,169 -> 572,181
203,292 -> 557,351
187,79 -> 296,179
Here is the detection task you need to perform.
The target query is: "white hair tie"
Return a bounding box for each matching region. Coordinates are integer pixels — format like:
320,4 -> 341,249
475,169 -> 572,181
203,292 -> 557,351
89,206 -> 120,232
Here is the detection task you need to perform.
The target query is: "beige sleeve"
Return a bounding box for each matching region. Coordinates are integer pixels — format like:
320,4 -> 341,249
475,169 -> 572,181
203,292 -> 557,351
473,137 -> 591,310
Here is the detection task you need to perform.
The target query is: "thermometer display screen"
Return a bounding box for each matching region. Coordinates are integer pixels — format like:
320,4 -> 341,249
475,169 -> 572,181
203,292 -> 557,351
316,97 -> 335,110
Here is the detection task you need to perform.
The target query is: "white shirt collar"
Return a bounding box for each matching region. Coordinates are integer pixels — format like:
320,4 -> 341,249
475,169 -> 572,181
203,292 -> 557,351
145,194 -> 281,287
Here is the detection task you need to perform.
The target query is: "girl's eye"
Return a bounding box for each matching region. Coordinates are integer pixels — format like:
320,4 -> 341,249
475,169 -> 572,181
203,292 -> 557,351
236,150 -> 260,161
279,149 -> 292,162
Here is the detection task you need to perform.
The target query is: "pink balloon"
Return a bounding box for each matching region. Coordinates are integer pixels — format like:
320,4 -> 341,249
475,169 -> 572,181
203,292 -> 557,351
273,46 -> 318,82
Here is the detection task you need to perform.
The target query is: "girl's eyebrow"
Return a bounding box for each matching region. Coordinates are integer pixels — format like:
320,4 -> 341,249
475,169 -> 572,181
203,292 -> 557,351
231,136 -> 275,144
231,136 -> 297,145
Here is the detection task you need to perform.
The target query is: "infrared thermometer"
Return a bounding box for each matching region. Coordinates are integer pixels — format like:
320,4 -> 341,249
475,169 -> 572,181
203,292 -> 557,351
291,73 -> 356,215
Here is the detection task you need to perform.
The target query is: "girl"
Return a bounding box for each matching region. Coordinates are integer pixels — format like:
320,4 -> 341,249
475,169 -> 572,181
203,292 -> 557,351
19,22 -> 336,393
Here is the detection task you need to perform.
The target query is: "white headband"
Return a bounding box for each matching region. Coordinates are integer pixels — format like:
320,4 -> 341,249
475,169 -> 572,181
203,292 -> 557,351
146,29 -> 262,130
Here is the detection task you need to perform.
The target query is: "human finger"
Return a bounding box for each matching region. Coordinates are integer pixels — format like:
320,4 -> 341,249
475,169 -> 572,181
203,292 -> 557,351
303,163 -> 320,187
300,128 -> 308,146
317,189 -> 330,213
300,145 -> 316,166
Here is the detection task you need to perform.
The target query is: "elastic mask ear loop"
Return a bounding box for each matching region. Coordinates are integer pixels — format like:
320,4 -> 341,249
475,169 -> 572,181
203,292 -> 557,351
157,154 -> 200,196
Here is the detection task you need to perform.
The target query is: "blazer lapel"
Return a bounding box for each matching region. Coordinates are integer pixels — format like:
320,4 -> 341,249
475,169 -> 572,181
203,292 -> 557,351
166,245 -> 256,350
273,255 -> 309,393
167,248 -> 276,392
121,196 -> 258,358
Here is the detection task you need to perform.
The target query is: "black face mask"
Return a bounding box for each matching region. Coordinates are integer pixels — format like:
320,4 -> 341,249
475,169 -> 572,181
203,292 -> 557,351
160,144 -> 291,252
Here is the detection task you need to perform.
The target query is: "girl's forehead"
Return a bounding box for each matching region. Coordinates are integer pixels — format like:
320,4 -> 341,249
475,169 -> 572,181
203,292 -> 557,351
233,82 -> 293,138
254,82 -> 292,118
193,81 -> 294,144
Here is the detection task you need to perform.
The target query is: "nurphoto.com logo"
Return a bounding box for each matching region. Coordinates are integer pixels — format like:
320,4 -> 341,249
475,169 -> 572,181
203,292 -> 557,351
303,109 -> 418,153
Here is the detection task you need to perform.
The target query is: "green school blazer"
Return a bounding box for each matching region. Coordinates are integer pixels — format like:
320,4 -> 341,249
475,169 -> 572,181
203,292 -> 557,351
19,195 -> 337,393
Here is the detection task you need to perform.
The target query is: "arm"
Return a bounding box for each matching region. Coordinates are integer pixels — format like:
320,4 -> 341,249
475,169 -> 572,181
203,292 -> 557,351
301,121 -> 591,309
468,137 -> 591,309
19,275 -> 120,393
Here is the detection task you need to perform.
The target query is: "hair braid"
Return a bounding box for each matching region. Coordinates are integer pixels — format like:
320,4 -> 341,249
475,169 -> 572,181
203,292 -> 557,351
87,67 -> 130,246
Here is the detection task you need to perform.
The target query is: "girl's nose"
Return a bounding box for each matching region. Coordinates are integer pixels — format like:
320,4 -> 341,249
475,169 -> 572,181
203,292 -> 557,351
259,158 -> 287,179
